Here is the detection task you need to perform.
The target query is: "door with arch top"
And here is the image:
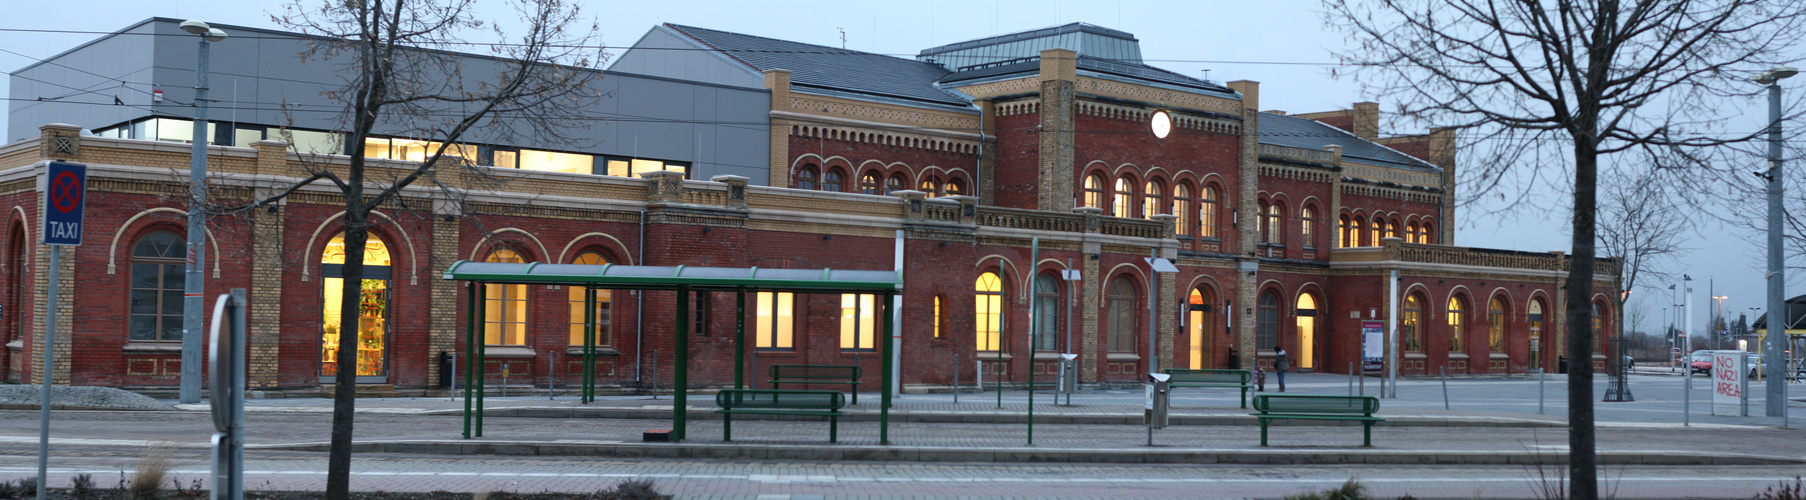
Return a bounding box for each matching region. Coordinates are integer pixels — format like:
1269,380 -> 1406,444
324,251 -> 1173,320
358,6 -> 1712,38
320,233 -> 393,383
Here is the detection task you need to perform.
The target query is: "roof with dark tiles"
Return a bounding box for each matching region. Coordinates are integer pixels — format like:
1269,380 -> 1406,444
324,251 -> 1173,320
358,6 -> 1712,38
663,24 -> 970,108
1259,112 -> 1438,171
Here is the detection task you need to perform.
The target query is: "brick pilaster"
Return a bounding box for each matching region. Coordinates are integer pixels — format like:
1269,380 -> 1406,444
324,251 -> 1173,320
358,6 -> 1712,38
1036,49 -> 1077,212
427,198 -> 462,391
1234,104 -> 1262,369
1075,207 -> 1103,381
764,69 -> 792,188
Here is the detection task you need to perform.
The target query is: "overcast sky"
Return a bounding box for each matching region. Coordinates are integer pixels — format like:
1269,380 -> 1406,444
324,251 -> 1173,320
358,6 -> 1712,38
1,0 -> 1795,336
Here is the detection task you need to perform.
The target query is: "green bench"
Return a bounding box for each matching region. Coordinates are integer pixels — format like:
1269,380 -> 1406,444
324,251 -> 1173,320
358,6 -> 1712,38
1163,368 -> 1255,408
1251,394 -> 1384,447
715,389 -> 847,443
770,364 -> 862,404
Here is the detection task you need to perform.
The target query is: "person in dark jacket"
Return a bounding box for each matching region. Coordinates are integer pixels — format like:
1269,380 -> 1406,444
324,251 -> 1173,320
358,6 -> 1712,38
1274,348 -> 1290,392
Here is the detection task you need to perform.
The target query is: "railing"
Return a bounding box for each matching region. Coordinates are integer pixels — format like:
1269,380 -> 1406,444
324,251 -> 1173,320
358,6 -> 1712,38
975,206 -> 1087,233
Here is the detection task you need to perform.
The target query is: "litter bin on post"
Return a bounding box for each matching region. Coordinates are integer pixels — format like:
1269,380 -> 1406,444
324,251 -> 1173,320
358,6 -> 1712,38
1056,353 -> 1078,404
1558,356 -> 1569,374
1145,372 -> 1170,445
439,351 -> 453,388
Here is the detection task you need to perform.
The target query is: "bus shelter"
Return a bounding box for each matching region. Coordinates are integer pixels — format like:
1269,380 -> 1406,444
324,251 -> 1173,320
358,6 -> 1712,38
443,261 -> 902,443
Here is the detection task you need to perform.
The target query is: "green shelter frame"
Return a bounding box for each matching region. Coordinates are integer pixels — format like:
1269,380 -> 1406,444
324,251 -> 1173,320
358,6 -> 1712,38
443,261 -> 903,443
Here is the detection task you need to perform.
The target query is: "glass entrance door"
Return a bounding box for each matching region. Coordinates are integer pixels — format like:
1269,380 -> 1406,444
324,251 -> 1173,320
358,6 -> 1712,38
1188,289 -> 1212,369
320,234 -> 393,383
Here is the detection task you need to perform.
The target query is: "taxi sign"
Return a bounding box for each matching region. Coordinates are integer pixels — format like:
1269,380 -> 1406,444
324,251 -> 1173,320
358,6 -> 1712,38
42,161 -> 86,246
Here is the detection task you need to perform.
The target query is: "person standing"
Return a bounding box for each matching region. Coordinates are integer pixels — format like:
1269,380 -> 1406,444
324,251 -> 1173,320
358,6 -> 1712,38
1274,347 -> 1290,392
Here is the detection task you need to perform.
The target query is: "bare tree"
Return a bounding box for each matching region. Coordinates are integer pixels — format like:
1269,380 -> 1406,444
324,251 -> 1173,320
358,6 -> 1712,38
235,1 -> 605,498
1322,1 -> 1806,497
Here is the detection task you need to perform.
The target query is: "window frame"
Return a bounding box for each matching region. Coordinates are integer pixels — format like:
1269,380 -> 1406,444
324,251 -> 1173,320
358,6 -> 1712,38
1107,277 -> 1139,353
127,230 -> 187,342
1173,184 -> 1192,236
823,168 -> 845,192
1447,295 -> 1467,353
1488,297 -> 1507,352
796,165 -> 818,191
567,252 -> 613,348
1084,174 -> 1106,210
1403,293 -> 1424,352
484,248 -> 529,346
1256,291 -> 1279,351
1200,185 -> 1220,239
975,272 -> 1004,351
755,291 -> 796,350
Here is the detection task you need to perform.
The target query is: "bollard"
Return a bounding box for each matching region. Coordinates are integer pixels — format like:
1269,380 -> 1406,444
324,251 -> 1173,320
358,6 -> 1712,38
1440,366 -> 1450,411
549,350 -> 557,401
1349,362 -> 1355,396
1359,366 -> 1365,396
1683,368 -> 1691,426
502,362 -> 509,398
1538,368 -> 1545,415
953,353 -> 960,404
450,352 -> 457,402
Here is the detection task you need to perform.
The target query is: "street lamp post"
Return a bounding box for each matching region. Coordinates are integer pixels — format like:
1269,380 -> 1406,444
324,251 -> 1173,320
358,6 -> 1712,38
179,20 -> 227,404
1756,65 -> 1796,420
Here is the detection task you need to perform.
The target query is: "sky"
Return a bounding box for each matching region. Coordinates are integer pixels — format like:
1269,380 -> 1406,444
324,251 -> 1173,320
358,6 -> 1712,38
0,0 -> 1795,336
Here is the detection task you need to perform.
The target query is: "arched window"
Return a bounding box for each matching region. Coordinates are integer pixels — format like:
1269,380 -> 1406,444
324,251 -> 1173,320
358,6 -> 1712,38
1388,218 -> 1401,240
919,177 -> 941,197
1263,202 -> 1284,245
946,178 -> 965,196
1034,273 -> 1061,351
1143,180 -> 1165,219
1403,293 -> 1424,352
1488,297 -> 1507,353
1370,217 -> 1384,246
320,233 -> 394,378
1257,290 -> 1280,351
1173,184 -> 1192,236
129,231 -> 185,341
1422,222 -> 1435,244
1301,206 -> 1317,249
1200,185 -> 1220,238
1295,293 -> 1317,369
796,165 -> 818,191
823,168 -> 845,192
1113,177 -> 1136,218
1406,222 -> 1420,244
485,248 -> 528,345
1352,216 -> 1366,247
1592,301 -> 1605,354
1107,277 -> 1138,352
1447,295 -> 1467,353
885,173 -> 906,195
1187,287 -> 1215,369
1337,214 -> 1351,248
859,171 -> 882,195
569,253 -> 611,347
975,272 -> 1003,351
1084,174 -> 1106,209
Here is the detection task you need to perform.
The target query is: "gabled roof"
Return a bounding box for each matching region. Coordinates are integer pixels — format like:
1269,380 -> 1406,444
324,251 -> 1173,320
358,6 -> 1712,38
1259,112 -> 1439,171
662,24 -> 969,108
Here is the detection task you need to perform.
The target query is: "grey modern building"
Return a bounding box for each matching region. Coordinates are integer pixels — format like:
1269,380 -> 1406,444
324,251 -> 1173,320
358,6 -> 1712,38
8,17 -> 772,183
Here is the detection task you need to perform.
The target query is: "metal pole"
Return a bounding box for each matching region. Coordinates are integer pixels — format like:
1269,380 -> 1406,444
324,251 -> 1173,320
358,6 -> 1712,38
1028,238 -> 1037,445
1348,362 -> 1354,396
35,248 -> 60,500
735,289 -> 746,390
1538,368 -> 1545,415
651,351 -> 658,399
1683,369 -> 1692,426
1765,77 -> 1790,420
1440,366 -> 1450,411
462,283 -> 475,438
953,353 -> 960,404
449,352 -> 456,402
181,35 -> 216,404
880,290 -> 895,445
674,286 -> 689,442
549,351 -> 556,400
1388,270 -> 1399,398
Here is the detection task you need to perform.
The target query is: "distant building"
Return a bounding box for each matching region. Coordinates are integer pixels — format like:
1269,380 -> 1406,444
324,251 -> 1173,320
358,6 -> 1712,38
0,19 -> 1618,394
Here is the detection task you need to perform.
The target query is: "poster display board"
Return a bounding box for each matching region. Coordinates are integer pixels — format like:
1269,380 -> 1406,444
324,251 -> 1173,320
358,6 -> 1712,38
1361,320 -> 1385,372
1711,350 -> 1748,416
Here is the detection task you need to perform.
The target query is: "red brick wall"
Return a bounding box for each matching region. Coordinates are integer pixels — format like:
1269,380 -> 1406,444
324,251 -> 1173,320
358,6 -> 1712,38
1071,111 -> 1241,252
991,111 -> 1041,209
786,130 -> 978,195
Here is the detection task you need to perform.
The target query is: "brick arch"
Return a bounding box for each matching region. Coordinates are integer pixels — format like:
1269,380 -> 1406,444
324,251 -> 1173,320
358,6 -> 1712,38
556,232 -> 635,266
468,228 -> 551,264
4,207 -> 28,269
105,207 -> 222,278
301,210 -> 421,284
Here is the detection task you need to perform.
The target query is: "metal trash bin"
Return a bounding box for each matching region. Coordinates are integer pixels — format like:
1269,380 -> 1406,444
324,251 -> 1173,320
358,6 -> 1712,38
1056,354 -> 1079,395
1145,372 -> 1171,429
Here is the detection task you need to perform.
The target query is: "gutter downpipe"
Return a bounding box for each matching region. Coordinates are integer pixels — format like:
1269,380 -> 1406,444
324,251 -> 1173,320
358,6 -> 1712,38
636,209 -> 646,383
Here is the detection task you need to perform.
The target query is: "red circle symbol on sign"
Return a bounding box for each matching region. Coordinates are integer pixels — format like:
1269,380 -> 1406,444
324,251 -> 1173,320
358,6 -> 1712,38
50,171 -> 81,213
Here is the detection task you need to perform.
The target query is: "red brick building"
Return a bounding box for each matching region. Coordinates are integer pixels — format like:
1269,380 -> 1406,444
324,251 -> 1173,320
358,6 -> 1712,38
0,22 -> 1619,395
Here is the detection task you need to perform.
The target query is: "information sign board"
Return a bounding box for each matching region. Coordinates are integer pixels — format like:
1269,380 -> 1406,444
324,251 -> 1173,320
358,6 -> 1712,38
1361,320 -> 1385,372
1711,350 -> 1747,415
41,161 -> 86,246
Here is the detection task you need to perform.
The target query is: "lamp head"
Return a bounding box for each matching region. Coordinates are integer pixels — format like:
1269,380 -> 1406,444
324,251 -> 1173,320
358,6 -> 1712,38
1755,65 -> 1798,84
179,20 -> 211,35
204,28 -> 228,43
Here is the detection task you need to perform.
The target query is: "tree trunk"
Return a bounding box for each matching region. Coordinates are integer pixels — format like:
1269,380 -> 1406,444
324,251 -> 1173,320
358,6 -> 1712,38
326,207 -> 368,500
1566,136 -> 1599,500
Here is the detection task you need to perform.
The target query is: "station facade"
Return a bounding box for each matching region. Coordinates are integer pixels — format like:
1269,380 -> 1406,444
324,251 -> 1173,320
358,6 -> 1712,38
0,20 -> 1619,394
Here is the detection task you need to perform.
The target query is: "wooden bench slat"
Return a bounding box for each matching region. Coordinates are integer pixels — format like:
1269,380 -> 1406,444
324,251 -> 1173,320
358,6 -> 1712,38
716,389 -> 847,443
1161,369 -> 1255,408
1250,394 -> 1384,447
769,364 -> 863,405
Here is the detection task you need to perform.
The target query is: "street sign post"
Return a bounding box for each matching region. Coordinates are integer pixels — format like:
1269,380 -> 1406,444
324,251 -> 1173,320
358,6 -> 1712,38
209,289 -> 247,500
36,161 -> 85,500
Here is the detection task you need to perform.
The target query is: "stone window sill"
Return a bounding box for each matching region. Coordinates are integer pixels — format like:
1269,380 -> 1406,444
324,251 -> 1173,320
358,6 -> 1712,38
479,346 -> 537,358
977,351 -> 1012,361
122,342 -> 181,353
5,340 -> 23,350
564,346 -> 621,356
1449,353 -> 1470,360
1490,352 -> 1510,360
1106,353 -> 1140,361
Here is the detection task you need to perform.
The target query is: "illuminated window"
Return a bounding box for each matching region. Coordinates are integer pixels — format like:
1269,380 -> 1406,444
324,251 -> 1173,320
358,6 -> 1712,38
1353,216 -> 1367,247
756,292 -> 795,349
860,171 -> 882,195
946,178 -> 965,196
363,137 -> 478,164
1370,218 -> 1383,245
603,156 -> 689,178
1143,180 -> 1165,219
1337,214 -> 1350,248
1592,302 -> 1604,354
1387,219 -> 1400,240
1113,177 -> 1135,218
1107,278 -> 1138,352
1447,296 -> 1467,353
885,173 -> 906,195
1422,222 -> 1435,244
1489,298 -> 1506,352
976,272 -> 1003,351
1173,184 -> 1191,236
933,295 -> 944,338
1033,274 -> 1061,351
484,249 -> 528,345
568,253 -> 612,347
128,231 -> 185,342
1301,206 -> 1317,248
840,293 -> 877,350
1084,174 -> 1106,209
920,177 -> 940,197
1403,293 -> 1423,352
796,165 -> 818,190
823,169 -> 845,192
1200,185 -> 1219,238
